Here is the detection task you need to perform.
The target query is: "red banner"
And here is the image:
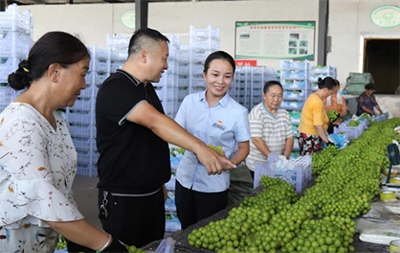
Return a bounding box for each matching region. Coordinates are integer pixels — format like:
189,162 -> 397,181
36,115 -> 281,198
235,60 -> 257,66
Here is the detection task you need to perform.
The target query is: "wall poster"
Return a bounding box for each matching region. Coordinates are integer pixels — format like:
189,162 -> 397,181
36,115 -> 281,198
235,21 -> 316,60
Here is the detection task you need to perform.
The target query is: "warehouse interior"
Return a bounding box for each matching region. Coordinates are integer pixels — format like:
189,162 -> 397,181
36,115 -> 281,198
0,1 -> 399,252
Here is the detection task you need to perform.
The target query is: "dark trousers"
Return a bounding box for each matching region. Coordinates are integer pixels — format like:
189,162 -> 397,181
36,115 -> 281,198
98,188 -> 165,248
249,169 -> 255,180
175,181 -> 228,230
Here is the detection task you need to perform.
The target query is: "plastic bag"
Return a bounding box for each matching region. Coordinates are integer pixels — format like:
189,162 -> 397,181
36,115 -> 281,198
356,201 -> 400,245
155,237 -> 175,253
328,133 -> 349,150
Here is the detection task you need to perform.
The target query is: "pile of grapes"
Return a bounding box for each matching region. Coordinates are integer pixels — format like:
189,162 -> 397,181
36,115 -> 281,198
187,118 -> 400,253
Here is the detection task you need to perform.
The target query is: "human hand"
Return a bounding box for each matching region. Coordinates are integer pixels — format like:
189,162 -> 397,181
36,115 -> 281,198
327,141 -> 335,147
197,145 -> 236,175
333,117 -> 342,125
267,152 -> 279,163
104,237 -> 129,252
162,185 -> 167,203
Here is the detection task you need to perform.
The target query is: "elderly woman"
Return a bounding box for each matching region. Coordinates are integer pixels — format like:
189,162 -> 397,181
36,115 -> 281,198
246,80 -> 294,179
298,77 -> 336,155
356,83 -> 383,116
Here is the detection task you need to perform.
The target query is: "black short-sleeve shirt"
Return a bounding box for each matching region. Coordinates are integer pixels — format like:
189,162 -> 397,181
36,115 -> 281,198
95,69 -> 171,194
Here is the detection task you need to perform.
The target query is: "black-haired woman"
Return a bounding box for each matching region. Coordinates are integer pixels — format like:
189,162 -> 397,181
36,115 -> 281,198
298,77 -> 337,155
356,83 -> 383,116
174,51 -> 250,229
0,31 -> 127,252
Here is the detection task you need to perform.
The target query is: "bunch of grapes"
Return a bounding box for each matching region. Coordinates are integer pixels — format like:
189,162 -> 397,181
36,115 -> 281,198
347,119 -> 360,126
125,245 -> 147,253
208,144 -> 224,155
170,147 -> 185,157
55,235 -> 67,250
327,110 -> 339,123
360,113 -> 371,121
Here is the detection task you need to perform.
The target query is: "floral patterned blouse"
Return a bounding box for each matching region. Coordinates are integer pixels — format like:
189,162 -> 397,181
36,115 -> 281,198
0,103 -> 83,253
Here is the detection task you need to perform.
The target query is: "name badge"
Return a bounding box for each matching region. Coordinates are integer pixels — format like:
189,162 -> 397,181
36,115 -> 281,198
213,120 -> 225,130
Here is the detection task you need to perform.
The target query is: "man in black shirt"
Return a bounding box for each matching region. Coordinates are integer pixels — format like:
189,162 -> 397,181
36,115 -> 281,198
95,28 -> 235,248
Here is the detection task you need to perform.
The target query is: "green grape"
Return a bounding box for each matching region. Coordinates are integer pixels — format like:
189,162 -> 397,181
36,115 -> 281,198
208,144 -> 223,155
347,119 -> 360,126
55,235 -> 67,250
185,117 -> 400,253
327,110 -> 339,122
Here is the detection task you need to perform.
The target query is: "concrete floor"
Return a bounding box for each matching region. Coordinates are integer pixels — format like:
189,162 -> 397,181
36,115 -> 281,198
72,176 -> 102,228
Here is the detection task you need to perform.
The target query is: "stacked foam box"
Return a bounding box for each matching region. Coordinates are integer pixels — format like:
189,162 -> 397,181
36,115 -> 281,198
309,65 -> 337,91
177,44 -> 190,110
188,25 -> 220,94
67,45 -> 108,177
230,66 -> 278,112
231,66 -> 250,109
107,34 -> 129,74
280,60 -> 311,157
165,146 -> 183,233
0,4 -> 33,112
155,33 -> 180,119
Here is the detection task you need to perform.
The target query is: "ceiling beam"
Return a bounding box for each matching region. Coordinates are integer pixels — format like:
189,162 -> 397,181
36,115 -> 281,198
103,0 -> 126,4
6,0 -> 27,5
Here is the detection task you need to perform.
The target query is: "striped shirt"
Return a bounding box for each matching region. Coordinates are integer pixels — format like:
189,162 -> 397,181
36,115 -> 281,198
246,103 -> 294,171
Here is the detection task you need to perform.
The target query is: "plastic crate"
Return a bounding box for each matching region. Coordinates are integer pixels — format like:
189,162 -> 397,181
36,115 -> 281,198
0,4 -> 33,33
281,101 -> 304,110
372,113 -> 389,122
69,124 -> 94,139
88,45 -> 108,61
0,57 -> 19,83
76,162 -> 98,177
334,122 -> 362,141
89,58 -> 108,73
254,156 -> 312,193
67,111 -> 93,125
70,98 -> 94,113
85,72 -> 107,86
189,25 -> 220,40
72,137 -> 96,153
0,31 -> 33,59
109,62 -> 123,73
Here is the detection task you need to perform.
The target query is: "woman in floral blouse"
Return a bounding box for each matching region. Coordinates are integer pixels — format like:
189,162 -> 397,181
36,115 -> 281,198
0,32 -> 127,252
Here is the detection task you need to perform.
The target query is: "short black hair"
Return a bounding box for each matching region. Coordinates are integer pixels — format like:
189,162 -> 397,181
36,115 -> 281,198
365,83 -> 375,90
128,27 -> 170,56
263,80 -> 283,94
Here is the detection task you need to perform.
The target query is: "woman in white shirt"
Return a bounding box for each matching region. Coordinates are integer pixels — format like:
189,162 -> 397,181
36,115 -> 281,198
0,31 -> 127,253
